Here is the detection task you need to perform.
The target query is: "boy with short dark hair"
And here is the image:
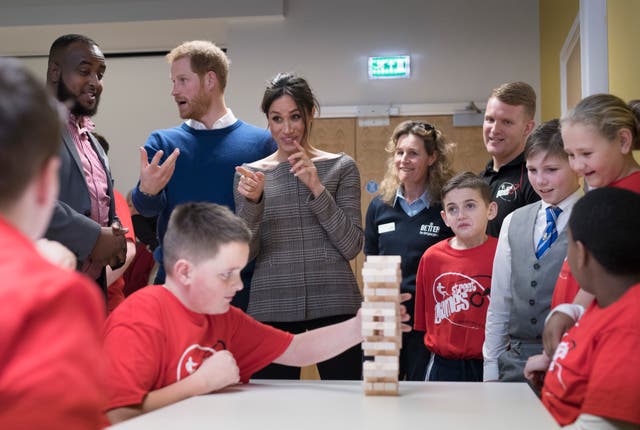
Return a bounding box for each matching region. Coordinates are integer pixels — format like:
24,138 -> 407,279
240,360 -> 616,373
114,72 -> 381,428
483,119 -> 581,382
0,58 -> 106,429
527,188 -> 640,428
104,202 -> 408,424
414,172 -> 498,381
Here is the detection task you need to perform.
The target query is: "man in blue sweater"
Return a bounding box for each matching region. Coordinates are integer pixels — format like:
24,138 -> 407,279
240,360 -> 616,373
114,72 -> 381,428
131,41 -> 275,308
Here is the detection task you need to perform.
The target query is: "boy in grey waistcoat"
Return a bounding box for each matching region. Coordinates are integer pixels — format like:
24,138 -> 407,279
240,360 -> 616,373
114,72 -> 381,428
483,119 -> 581,382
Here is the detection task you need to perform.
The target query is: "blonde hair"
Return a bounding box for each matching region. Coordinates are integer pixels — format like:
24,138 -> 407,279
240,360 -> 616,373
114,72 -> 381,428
562,93 -> 640,150
490,81 -> 536,119
167,40 -> 229,91
379,120 -> 455,205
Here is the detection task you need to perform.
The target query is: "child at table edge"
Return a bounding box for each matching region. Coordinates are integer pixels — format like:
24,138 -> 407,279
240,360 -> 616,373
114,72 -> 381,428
414,172 -> 498,381
104,202 -> 411,424
526,188 -> 640,429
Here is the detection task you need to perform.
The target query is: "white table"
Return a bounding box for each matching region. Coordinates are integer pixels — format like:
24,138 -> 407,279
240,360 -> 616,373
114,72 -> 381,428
108,380 -> 560,429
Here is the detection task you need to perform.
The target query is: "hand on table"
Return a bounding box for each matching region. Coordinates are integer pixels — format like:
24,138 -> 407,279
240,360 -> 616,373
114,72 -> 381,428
524,352 -> 551,391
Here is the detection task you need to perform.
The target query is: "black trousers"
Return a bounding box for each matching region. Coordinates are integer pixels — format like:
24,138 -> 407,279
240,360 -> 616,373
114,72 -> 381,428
252,314 -> 363,380
428,354 -> 483,382
399,329 -> 430,381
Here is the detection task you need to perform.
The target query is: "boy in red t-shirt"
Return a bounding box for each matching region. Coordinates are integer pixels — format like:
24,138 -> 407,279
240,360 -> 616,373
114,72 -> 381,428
105,202 -> 412,424
414,172 -> 498,381
525,188 -> 640,428
0,58 -> 106,429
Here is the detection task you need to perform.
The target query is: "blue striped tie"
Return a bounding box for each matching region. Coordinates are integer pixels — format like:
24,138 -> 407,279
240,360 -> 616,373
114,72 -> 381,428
535,206 -> 562,259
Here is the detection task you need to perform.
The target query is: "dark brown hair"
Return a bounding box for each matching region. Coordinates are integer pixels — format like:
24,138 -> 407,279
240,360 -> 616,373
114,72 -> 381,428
524,118 -> 567,160
440,171 -> 492,204
261,73 -> 319,146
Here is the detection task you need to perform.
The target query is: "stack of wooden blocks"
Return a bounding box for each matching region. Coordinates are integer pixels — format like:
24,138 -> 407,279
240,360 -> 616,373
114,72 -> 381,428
361,255 -> 402,396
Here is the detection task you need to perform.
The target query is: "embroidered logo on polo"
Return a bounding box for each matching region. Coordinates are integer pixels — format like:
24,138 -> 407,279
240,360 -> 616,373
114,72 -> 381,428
176,340 -> 226,381
419,222 -> 441,236
432,272 -> 490,329
495,182 -> 519,202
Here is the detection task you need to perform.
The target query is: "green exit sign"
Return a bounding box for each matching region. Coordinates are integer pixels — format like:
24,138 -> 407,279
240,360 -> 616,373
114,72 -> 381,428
368,55 -> 410,79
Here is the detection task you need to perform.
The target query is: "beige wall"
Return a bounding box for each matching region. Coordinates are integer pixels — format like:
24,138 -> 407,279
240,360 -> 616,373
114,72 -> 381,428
3,0 -> 540,192
539,0 -> 579,121
608,0 -> 640,100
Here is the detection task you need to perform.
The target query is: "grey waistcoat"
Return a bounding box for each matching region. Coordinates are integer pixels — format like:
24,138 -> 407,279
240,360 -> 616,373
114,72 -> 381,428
507,202 -> 568,342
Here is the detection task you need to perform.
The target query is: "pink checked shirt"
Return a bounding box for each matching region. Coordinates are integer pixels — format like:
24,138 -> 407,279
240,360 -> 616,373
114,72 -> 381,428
67,114 -> 111,280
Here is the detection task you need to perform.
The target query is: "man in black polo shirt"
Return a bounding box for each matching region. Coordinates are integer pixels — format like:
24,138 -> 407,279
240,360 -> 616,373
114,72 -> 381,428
480,82 -> 540,237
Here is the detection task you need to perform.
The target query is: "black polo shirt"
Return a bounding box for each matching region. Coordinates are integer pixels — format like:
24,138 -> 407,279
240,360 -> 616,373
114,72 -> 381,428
479,152 -> 540,237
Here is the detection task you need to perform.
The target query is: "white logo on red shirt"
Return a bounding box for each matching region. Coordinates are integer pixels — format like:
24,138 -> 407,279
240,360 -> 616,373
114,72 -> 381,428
177,343 -> 225,381
549,337 -> 576,390
432,272 -> 489,329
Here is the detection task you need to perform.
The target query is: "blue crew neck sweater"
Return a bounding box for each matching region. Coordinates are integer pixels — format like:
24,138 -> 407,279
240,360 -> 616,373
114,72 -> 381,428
132,120 -> 276,273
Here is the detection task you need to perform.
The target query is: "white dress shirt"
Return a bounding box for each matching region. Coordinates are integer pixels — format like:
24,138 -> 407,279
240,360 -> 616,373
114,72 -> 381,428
185,109 -> 237,130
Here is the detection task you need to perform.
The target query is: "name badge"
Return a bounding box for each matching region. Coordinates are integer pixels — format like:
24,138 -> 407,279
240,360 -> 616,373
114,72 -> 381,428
378,222 -> 395,234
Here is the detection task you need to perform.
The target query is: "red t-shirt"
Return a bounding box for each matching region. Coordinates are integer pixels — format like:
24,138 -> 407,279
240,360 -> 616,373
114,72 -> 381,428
542,283 -> 640,426
106,189 -> 136,313
122,241 -> 155,297
414,237 -> 498,359
551,171 -> 640,307
104,285 -> 294,411
0,218 -> 106,430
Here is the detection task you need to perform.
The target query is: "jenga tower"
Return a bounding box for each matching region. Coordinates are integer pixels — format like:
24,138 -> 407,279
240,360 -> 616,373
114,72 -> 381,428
361,255 -> 402,396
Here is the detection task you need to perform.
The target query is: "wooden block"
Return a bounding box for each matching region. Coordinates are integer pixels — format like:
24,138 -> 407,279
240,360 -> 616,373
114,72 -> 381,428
362,321 -> 397,330
362,341 -> 398,351
364,281 -> 400,289
362,361 -> 398,382
364,350 -> 400,357
362,301 -> 398,308
361,268 -> 401,283
365,255 -> 401,265
362,255 -> 402,396
363,367 -> 396,378
363,380 -> 399,396
363,360 -> 398,372
373,355 -> 399,364
361,308 -> 397,317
